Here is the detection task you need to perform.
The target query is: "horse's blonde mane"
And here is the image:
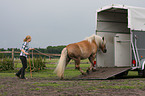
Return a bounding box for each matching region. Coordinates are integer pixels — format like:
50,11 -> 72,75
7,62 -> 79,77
85,34 -> 95,43
85,34 -> 102,45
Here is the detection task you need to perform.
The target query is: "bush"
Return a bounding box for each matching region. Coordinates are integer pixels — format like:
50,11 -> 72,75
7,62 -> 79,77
27,56 -> 46,72
0,53 -> 4,58
0,57 -> 14,71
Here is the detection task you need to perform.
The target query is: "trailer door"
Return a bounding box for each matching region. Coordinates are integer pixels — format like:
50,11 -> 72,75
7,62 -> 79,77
114,34 -> 131,67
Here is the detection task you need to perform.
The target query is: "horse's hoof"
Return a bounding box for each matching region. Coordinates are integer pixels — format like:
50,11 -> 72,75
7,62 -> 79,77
82,73 -> 87,76
60,77 -> 64,80
75,67 -> 80,70
92,68 -> 97,72
86,70 -> 90,74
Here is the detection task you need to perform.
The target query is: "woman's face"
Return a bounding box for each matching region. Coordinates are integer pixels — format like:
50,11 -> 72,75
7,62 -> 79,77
27,38 -> 31,42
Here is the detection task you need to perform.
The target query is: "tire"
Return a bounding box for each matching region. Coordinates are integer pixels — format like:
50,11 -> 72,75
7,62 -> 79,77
138,69 -> 145,77
142,69 -> 145,77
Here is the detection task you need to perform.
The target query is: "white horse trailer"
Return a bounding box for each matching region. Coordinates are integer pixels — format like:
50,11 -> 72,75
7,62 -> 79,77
95,4 -> 145,79
76,4 -> 145,79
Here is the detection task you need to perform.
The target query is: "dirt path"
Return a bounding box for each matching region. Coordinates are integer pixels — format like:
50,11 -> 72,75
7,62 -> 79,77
0,76 -> 145,96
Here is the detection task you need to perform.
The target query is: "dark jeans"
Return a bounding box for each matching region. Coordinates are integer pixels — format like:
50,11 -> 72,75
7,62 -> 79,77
16,56 -> 27,78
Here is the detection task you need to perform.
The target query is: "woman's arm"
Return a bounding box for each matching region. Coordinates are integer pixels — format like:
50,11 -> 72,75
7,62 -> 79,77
21,49 -> 29,55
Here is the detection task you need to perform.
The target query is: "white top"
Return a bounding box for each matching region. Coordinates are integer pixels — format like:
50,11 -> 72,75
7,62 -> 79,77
97,4 -> 145,31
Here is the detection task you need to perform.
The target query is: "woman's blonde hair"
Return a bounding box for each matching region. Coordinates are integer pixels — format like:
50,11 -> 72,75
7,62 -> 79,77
23,35 -> 31,42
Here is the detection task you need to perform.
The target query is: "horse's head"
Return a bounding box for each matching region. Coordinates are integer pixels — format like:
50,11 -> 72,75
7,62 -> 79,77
100,37 -> 107,53
86,34 -> 107,53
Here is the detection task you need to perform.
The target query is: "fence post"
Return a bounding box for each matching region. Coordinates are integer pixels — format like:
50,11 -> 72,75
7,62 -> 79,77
12,48 -> 14,68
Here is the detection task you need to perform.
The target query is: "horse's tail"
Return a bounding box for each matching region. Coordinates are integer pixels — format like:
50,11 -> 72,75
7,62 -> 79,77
54,48 -> 68,79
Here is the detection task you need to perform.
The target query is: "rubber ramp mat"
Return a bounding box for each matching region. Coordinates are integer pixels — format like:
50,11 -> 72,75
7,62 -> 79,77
74,67 -> 131,80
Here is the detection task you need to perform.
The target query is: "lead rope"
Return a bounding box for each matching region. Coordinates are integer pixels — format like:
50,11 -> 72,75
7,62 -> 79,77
34,49 -> 50,57
29,55 -> 32,78
29,49 -> 48,78
32,50 -> 34,67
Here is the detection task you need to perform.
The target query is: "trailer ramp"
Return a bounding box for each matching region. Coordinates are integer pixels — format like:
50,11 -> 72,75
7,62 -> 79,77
76,67 -> 131,80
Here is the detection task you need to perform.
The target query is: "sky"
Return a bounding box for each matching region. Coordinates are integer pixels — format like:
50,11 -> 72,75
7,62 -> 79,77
0,0 -> 145,48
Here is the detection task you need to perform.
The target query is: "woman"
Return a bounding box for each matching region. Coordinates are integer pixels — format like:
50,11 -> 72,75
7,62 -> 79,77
16,35 -> 34,79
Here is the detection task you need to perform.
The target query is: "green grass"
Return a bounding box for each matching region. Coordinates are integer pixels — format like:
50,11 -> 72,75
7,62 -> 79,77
96,79 -> 145,90
0,85 -> 5,89
0,92 -> 7,96
0,58 -> 140,79
128,71 -> 138,76
14,58 -> 90,68
0,58 -> 143,81
86,86 -> 97,91
28,77 -> 145,91
0,66 -> 141,82
1,58 -> 145,95
45,59 -> 59,63
30,87 -> 42,91
98,85 -> 135,89
0,66 -> 145,93
45,58 -> 89,63
0,73 -> 16,77
46,63 -> 90,68
33,82 -> 62,87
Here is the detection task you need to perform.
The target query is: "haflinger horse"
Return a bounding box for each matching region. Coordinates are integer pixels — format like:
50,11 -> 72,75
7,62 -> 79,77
54,34 -> 107,79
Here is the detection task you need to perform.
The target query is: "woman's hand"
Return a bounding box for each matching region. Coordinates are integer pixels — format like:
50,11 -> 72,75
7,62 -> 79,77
29,48 -> 35,50
21,49 -> 30,55
25,52 -> 29,55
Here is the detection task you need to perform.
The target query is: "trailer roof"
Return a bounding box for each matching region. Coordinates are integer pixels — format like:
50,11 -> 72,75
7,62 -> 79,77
97,4 -> 145,31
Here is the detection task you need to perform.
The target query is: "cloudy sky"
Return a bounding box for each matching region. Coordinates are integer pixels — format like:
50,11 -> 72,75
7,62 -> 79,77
0,0 -> 145,48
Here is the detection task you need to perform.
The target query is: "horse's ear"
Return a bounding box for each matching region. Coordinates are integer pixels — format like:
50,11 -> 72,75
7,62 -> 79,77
102,37 -> 104,41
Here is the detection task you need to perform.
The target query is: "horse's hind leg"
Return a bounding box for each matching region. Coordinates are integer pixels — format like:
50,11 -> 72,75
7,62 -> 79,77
74,58 -> 86,75
87,54 -> 96,73
66,57 -> 71,67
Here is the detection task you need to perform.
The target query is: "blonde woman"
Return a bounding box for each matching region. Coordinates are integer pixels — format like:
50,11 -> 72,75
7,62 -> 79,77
16,35 -> 34,79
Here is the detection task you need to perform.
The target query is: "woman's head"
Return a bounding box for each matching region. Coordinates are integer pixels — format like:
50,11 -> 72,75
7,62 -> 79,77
23,35 -> 31,42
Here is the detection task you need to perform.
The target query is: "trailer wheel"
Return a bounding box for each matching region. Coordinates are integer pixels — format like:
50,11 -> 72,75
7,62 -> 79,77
143,69 -> 145,77
138,69 -> 145,77
142,69 -> 145,77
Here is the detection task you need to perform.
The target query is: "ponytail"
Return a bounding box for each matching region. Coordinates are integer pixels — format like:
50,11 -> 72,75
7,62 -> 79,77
23,35 -> 31,42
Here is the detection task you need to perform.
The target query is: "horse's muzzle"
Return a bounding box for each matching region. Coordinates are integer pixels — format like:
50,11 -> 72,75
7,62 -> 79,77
103,49 -> 107,53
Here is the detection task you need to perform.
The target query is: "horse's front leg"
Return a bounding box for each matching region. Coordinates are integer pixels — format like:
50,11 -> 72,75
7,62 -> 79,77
74,58 -> 86,75
87,54 -> 96,74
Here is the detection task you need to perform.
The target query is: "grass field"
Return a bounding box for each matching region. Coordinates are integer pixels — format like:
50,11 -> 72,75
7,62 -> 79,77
0,59 -> 145,96
0,58 -> 140,79
0,59 -> 91,79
